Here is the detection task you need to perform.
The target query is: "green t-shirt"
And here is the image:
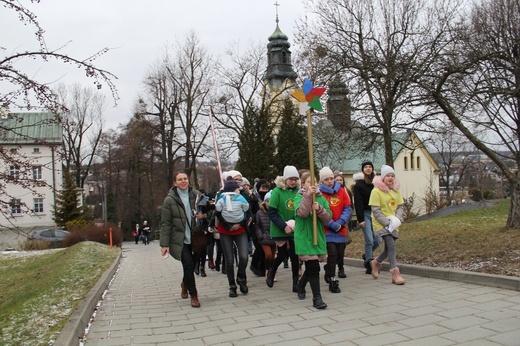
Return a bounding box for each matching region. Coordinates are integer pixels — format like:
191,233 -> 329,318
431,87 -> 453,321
269,186 -> 298,239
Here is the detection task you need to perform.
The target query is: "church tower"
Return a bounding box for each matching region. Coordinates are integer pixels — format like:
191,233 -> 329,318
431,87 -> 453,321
264,12 -> 297,91
326,77 -> 352,131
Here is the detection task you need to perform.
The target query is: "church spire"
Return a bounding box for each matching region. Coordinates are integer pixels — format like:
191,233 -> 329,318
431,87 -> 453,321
265,2 -> 297,90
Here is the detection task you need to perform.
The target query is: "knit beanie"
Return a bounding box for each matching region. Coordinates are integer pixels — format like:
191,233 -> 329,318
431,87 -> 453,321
319,166 -> 334,182
283,165 -> 299,180
264,190 -> 272,201
241,177 -> 250,187
380,165 -> 395,179
361,160 -> 374,170
223,176 -> 240,192
226,170 -> 242,179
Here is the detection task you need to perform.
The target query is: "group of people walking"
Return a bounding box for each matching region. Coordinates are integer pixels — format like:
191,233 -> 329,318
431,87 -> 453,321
159,161 -> 406,309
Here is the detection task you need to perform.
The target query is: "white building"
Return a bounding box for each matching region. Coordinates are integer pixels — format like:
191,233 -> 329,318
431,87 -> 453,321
0,112 -> 63,230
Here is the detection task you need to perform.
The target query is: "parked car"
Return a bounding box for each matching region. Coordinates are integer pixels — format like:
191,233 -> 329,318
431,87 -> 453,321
28,229 -> 70,245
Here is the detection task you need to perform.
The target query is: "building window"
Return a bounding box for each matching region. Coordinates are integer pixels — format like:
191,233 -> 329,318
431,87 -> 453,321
410,152 -> 415,170
33,148 -> 40,154
282,52 -> 287,63
34,198 -> 44,213
417,156 -> 421,170
32,165 -> 42,180
10,199 -> 21,214
404,157 -> 408,170
9,165 -> 20,179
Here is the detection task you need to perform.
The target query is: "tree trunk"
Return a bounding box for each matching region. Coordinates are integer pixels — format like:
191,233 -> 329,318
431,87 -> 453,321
507,176 -> 520,228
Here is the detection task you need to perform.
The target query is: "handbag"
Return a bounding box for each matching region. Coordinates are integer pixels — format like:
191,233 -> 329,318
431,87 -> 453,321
191,229 -> 206,253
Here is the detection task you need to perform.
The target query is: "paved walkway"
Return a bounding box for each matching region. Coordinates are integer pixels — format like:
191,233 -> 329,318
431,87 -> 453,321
80,241 -> 520,346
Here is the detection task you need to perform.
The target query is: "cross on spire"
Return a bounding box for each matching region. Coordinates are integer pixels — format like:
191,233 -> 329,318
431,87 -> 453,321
274,1 -> 280,24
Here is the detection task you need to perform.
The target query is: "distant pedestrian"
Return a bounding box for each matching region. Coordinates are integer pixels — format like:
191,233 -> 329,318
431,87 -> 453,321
369,165 -> 405,285
133,223 -> 140,244
141,220 -> 151,245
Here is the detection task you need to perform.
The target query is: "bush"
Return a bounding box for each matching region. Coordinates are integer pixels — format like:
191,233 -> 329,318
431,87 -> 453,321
19,240 -> 52,251
62,223 -> 123,248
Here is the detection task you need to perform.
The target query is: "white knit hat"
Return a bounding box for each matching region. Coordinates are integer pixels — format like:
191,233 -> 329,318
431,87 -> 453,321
283,165 -> 299,180
380,165 -> 395,179
319,166 -> 334,182
226,170 -> 242,179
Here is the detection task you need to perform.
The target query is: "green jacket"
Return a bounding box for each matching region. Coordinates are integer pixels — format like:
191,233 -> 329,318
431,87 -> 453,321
294,189 -> 332,256
160,186 -> 201,261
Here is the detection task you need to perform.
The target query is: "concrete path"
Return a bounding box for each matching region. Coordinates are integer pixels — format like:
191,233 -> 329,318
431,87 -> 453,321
81,241 -> 520,346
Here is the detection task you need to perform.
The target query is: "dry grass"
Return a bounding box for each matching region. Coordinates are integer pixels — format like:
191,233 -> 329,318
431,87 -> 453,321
0,242 -> 119,345
346,199 -> 520,277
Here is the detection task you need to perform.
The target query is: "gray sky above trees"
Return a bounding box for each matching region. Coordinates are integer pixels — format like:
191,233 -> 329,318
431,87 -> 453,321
2,0 -> 304,129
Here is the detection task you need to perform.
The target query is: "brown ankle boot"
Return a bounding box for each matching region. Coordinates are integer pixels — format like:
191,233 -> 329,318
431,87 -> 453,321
180,282 -> 188,299
190,293 -> 201,307
391,267 -> 405,285
370,259 -> 382,279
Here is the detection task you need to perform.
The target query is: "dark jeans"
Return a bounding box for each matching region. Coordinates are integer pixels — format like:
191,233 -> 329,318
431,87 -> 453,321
220,232 -> 249,285
181,243 -> 197,296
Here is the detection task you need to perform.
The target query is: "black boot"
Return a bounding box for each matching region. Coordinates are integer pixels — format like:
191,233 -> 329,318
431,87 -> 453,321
363,255 -> 372,275
229,284 -> 238,298
237,277 -> 248,294
313,294 -> 327,309
297,272 -> 308,300
329,277 -> 341,293
266,269 -> 276,288
200,265 -> 207,277
292,275 -> 299,293
338,267 -> 347,278
309,275 -> 327,309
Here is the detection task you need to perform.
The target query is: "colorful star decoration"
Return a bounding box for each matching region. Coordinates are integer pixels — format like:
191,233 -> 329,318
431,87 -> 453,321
291,78 -> 327,114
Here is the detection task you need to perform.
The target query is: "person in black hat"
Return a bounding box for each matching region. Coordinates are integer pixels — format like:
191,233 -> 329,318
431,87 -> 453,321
353,160 -> 381,274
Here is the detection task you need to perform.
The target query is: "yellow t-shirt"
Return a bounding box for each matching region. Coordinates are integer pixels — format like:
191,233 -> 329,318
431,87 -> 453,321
369,187 -> 404,231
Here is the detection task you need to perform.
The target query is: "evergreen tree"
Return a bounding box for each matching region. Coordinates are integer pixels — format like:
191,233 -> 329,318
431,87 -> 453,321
53,171 -> 91,227
236,106 -> 277,181
274,99 -> 311,174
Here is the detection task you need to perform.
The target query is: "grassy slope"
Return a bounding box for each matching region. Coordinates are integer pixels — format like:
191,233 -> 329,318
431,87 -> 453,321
0,241 -> 119,345
347,199 -> 520,277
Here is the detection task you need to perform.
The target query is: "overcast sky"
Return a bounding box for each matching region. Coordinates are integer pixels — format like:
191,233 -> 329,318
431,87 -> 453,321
2,0 -> 306,130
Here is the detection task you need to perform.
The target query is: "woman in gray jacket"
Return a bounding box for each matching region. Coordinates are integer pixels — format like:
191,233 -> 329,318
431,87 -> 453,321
160,171 -> 205,308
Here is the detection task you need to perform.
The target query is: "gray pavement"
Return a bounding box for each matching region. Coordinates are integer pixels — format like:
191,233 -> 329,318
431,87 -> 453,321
74,241 -> 520,346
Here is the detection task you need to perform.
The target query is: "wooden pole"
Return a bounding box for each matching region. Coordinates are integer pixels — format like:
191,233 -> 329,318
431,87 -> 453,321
208,109 -> 223,188
306,108 -> 318,245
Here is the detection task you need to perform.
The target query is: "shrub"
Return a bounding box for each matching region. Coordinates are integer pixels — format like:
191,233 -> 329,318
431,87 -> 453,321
19,240 -> 52,251
62,223 -> 123,248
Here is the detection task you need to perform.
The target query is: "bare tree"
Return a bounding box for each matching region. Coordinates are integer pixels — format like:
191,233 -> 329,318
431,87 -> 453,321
56,83 -> 106,189
0,1 -> 116,225
0,0 -> 117,114
295,0 -> 463,164
429,126 -> 476,201
139,32 -> 215,189
418,0 -> 520,227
